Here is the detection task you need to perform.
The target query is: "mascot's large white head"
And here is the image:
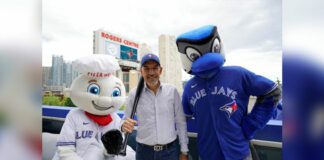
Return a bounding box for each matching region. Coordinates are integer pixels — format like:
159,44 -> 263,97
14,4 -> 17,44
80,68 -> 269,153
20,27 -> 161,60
65,54 -> 126,116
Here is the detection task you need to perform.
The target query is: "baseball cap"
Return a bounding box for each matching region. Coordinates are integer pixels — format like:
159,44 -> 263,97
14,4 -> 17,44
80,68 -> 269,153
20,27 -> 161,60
141,53 -> 160,66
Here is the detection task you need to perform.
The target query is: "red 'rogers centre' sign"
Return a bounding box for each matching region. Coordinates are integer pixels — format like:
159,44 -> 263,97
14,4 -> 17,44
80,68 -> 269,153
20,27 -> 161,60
101,32 -> 139,48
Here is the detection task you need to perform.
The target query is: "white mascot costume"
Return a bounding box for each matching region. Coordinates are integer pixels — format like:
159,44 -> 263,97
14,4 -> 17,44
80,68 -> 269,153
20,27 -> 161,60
52,54 -> 135,160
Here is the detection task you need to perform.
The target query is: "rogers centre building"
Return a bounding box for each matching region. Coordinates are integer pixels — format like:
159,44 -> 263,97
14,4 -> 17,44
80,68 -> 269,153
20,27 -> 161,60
93,29 -> 141,94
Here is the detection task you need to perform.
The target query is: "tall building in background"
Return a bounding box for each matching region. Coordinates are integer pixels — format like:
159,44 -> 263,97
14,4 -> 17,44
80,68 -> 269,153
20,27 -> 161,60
42,66 -> 51,87
93,29 -> 139,61
63,62 -> 73,88
72,65 -> 80,83
51,55 -> 64,86
43,55 -> 79,94
159,35 -> 183,93
93,29 -> 144,94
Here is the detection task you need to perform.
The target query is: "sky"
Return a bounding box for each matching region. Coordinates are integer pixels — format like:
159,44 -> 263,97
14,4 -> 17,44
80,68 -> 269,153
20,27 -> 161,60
43,0 -> 282,81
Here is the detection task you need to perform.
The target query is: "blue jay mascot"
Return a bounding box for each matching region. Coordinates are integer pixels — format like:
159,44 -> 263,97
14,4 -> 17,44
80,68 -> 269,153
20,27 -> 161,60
176,25 -> 281,160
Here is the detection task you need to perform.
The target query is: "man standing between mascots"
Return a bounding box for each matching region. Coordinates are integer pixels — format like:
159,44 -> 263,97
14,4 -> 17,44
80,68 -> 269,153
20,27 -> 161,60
121,53 -> 189,160
176,25 -> 281,160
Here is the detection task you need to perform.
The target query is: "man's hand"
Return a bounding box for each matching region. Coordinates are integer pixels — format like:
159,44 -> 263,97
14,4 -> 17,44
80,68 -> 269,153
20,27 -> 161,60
121,118 -> 137,133
179,153 -> 188,160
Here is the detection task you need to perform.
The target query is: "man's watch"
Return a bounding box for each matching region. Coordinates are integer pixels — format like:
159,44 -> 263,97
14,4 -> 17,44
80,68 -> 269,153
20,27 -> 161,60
181,152 -> 188,155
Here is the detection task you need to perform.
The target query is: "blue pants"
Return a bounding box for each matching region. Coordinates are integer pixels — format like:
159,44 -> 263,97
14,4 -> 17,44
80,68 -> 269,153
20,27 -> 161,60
135,142 -> 179,160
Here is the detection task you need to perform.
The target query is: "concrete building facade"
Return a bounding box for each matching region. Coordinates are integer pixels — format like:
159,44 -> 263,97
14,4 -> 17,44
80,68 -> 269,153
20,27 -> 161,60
159,35 -> 183,93
93,29 -> 147,94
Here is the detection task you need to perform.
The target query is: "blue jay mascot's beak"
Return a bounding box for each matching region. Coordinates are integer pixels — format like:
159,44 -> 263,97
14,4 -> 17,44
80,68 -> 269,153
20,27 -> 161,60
176,25 -> 225,78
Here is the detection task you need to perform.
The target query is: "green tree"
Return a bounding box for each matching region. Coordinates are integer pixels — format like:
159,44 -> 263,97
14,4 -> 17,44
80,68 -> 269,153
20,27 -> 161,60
64,97 -> 76,107
42,96 -> 78,107
42,96 -> 61,106
276,77 -> 281,86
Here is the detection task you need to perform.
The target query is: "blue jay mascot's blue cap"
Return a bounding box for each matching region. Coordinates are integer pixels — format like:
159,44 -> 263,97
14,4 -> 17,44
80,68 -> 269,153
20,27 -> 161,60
176,25 -> 225,78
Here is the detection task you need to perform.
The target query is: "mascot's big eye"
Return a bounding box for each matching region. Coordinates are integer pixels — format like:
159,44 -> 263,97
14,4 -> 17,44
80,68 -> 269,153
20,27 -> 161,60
112,88 -> 121,97
212,38 -> 221,53
87,83 -> 100,95
185,47 -> 201,61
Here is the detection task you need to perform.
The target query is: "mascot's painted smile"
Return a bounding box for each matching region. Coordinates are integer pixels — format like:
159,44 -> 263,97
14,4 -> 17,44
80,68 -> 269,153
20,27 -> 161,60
91,100 -> 114,111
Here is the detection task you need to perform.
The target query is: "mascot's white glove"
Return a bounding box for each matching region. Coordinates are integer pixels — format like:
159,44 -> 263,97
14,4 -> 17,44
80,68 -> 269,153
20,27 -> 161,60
56,145 -> 83,160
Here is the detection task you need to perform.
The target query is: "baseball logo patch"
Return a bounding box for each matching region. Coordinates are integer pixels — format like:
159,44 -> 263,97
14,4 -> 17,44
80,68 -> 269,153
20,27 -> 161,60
219,100 -> 238,118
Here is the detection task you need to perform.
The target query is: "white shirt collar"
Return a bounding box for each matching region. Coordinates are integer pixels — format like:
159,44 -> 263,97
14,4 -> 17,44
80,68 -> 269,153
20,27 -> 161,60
144,81 -> 163,92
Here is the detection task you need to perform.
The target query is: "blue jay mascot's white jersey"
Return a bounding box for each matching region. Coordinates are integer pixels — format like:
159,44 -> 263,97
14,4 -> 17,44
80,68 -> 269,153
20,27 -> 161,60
176,25 -> 281,160
52,55 -> 135,160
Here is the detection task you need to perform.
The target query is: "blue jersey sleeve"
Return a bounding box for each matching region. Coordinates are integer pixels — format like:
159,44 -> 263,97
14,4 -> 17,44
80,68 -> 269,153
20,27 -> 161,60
240,67 -> 279,139
241,68 -> 277,96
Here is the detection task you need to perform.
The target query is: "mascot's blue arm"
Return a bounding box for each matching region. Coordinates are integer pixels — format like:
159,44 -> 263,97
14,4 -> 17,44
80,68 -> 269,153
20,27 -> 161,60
242,86 -> 281,140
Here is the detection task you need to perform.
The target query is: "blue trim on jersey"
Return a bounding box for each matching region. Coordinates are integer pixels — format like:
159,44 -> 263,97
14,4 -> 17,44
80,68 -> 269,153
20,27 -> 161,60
176,25 -> 215,41
56,141 -> 76,146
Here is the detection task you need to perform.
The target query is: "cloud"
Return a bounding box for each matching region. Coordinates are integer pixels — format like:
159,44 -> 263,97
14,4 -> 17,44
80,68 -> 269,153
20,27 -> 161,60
42,0 -> 282,81
226,48 -> 282,81
42,33 -> 54,42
